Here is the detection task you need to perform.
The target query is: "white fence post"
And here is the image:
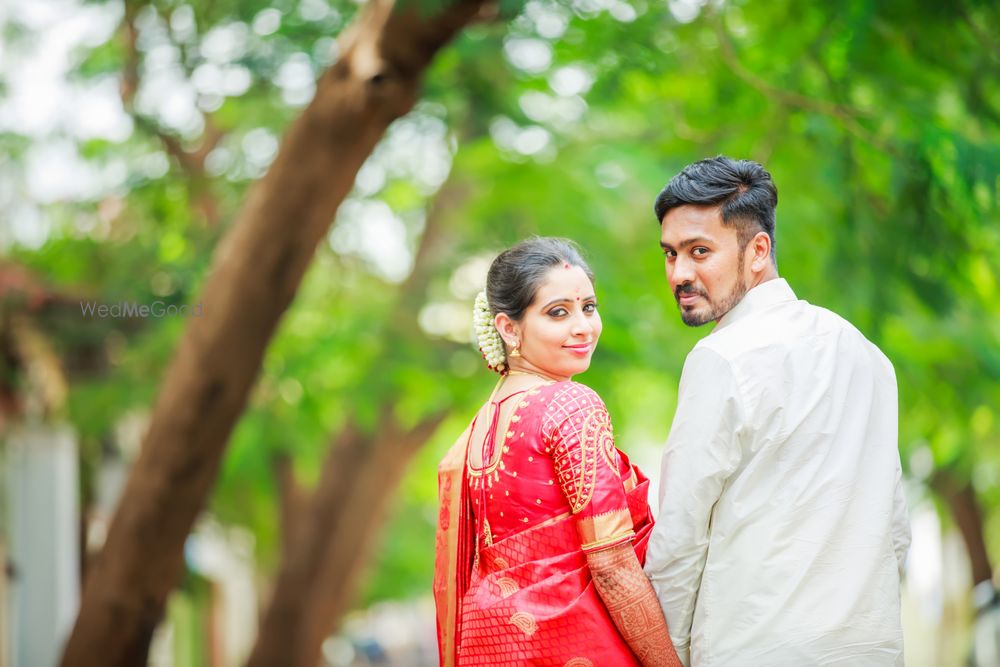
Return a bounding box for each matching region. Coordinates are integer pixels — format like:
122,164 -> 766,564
4,423 -> 80,667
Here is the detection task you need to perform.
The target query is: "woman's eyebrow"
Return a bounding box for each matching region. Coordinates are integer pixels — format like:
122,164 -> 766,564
540,294 -> 596,309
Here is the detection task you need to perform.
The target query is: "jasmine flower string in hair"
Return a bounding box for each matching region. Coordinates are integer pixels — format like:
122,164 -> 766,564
474,290 -> 506,374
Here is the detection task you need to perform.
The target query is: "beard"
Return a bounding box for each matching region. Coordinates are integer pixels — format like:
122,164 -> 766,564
676,252 -> 749,327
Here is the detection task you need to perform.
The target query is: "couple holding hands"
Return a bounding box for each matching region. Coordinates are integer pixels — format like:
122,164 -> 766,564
433,156 -> 910,667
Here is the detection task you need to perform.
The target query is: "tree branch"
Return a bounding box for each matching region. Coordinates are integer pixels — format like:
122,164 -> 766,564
709,10 -> 895,155
249,407 -> 448,667
61,0 -> 489,663
272,452 -> 310,561
929,467 -> 993,587
957,0 -> 1000,65
119,1 -> 226,186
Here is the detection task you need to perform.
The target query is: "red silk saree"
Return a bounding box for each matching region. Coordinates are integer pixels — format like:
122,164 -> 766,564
434,381 -> 656,667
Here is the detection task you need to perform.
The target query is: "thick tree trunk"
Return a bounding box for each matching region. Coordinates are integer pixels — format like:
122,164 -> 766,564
931,469 -> 994,586
61,1 -> 487,664
248,411 -> 445,667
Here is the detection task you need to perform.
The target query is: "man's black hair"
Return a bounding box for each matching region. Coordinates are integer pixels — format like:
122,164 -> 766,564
654,156 -> 778,255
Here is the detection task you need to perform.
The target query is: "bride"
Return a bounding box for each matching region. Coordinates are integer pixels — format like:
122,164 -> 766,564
434,237 -> 680,667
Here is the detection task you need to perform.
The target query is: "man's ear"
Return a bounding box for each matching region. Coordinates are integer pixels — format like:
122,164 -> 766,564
494,312 -> 520,349
749,231 -> 772,272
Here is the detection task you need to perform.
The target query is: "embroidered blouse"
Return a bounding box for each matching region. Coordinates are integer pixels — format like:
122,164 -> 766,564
467,380 -> 636,553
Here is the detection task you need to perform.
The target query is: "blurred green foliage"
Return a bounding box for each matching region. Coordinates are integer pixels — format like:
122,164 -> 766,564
3,0 -> 999,610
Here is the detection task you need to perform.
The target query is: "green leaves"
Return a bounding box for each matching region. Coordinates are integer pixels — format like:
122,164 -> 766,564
6,0 -> 999,613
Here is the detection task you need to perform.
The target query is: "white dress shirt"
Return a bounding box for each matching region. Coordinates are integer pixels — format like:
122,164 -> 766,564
645,278 -> 910,667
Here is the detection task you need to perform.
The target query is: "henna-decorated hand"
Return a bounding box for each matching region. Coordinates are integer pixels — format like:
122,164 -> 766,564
587,543 -> 682,667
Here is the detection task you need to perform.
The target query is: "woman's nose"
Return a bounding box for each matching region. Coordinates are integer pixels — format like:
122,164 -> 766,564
570,312 -> 593,336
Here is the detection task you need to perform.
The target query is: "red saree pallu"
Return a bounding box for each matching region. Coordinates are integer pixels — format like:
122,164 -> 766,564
434,381 -> 656,667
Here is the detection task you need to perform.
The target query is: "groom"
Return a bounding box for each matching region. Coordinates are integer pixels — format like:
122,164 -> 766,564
643,156 -> 911,666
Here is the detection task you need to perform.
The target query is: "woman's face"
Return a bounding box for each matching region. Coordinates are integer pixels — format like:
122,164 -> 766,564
498,264 -> 602,382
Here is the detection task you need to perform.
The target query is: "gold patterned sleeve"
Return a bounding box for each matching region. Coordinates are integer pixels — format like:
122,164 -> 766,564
587,543 -> 683,667
543,383 -> 634,552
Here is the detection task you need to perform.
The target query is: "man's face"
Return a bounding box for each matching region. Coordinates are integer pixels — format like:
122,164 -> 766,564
660,204 -> 749,327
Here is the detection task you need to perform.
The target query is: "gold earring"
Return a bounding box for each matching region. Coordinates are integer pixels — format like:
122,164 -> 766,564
509,342 -> 522,358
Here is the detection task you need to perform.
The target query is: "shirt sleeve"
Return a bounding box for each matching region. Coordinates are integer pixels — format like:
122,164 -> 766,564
890,461 -> 911,580
644,347 -> 744,666
543,383 -> 634,553
882,354 -> 911,580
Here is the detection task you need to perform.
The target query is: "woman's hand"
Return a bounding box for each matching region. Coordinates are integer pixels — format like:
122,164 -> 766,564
587,543 -> 683,667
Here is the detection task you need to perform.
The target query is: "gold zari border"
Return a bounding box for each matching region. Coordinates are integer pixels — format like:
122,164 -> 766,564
578,508 -> 634,552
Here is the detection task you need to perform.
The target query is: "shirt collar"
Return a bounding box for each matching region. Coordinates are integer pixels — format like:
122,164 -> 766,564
714,277 -> 797,332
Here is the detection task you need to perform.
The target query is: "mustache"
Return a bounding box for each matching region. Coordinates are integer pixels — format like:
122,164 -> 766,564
675,284 -> 707,300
